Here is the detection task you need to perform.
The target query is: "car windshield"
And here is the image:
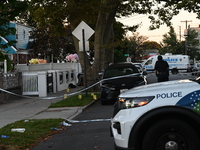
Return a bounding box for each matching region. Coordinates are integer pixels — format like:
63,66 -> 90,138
103,66 -> 139,79
134,64 -> 142,71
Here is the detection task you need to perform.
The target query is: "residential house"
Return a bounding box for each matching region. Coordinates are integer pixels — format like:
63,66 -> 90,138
0,22 -> 34,64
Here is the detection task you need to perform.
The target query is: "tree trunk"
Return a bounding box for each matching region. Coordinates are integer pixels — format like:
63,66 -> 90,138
72,0 -> 120,91
94,0 -> 119,71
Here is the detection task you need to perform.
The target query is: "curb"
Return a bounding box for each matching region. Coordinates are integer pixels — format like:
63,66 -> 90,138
82,98 -> 100,111
70,98 -> 100,120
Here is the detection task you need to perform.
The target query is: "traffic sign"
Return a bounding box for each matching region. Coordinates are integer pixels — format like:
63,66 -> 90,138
79,41 -> 89,51
72,21 -> 94,41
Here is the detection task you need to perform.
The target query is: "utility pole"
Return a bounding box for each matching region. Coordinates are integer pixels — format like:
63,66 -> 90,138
179,26 -> 181,41
181,20 -> 192,30
181,20 -> 192,55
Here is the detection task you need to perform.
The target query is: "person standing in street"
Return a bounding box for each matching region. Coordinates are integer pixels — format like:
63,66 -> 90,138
154,55 -> 169,82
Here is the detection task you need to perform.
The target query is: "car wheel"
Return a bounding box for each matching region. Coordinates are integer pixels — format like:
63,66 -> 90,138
171,69 -> 178,74
142,118 -> 200,150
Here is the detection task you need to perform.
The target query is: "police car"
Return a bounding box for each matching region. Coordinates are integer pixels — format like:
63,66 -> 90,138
111,77 -> 200,150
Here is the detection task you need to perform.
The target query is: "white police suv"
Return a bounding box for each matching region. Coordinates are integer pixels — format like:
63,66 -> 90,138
111,77 -> 200,150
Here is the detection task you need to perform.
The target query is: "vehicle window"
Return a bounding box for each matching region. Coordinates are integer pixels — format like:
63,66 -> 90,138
145,59 -> 153,65
103,66 -> 139,78
134,65 -> 142,72
104,69 -> 123,78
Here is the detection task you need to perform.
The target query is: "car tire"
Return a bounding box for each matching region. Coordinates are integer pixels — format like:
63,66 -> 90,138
142,118 -> 200,150
171,69 -> 178,74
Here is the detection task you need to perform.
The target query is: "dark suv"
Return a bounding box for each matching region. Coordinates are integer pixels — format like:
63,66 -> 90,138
100,63 -> 147,105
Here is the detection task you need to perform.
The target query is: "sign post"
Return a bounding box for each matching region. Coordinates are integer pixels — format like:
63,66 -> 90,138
82,29 -> 88,95
72,21 -> 94,95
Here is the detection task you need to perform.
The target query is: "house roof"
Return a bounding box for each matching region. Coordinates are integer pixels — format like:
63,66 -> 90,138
0,36 -> 18,54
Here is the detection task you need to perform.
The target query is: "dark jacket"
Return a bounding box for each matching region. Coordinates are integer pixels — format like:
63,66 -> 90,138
155,60 -> 169,82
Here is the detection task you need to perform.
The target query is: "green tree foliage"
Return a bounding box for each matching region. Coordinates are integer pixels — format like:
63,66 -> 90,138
114,49 -> 126,63
186,28 -> 200,60
0,0 -> 28,49
30,26 -> 75,61
160,27 -> 184,54
24,0 -> 200,86
142,41 -> 161,50
0,51 -> 12,71
0,0 -> 28,70
124,32 -> 148,61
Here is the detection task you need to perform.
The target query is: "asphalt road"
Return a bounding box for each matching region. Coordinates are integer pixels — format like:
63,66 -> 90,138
32,100 -> 114,150
147,72 -> 197,84
32,72 -> 196,150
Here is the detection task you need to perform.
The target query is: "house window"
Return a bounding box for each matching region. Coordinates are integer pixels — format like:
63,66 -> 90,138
23,30 -> 25,39
16,29 -> 18,39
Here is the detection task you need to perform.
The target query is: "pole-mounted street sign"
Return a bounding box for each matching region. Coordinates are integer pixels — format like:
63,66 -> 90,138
72,21 -> 94,52
72,21 -> 94,95
72,21 -> 94,41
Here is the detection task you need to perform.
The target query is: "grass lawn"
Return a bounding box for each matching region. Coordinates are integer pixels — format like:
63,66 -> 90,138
0,119 -> 64,150
49,93 -> 99,108
0,93 -> 99,150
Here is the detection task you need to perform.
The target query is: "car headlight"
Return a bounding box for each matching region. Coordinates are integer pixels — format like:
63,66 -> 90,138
118,96 -> 155,109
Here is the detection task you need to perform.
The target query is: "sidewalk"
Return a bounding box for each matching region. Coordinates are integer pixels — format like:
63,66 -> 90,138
0,86 -> 90,129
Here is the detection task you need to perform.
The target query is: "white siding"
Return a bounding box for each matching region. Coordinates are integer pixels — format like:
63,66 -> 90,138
15,24 -> 33,49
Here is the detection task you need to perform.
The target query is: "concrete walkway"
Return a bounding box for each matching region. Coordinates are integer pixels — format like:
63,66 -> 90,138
0,86 -> 89,129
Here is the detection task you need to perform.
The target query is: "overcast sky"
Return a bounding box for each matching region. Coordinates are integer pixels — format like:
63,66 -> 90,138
118,11 -> 200,43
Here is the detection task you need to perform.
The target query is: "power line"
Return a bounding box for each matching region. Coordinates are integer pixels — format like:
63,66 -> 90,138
118,15 -> 147,22
181,20 -> 192,55
181,20 -> 192,30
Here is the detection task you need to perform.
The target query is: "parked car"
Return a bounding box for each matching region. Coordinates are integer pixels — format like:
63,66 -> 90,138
191,63 -> 200,76
187,64 -> 195,72
195,63 -> 200,71
132,63 -> 147,75
99,63 -> 147,105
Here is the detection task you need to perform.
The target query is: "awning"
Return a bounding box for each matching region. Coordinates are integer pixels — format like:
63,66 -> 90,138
0,36 -> 17,54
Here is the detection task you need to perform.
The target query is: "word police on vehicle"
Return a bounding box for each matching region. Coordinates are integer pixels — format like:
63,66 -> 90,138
111,77 -> 200,150
156,91 -> 182,99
